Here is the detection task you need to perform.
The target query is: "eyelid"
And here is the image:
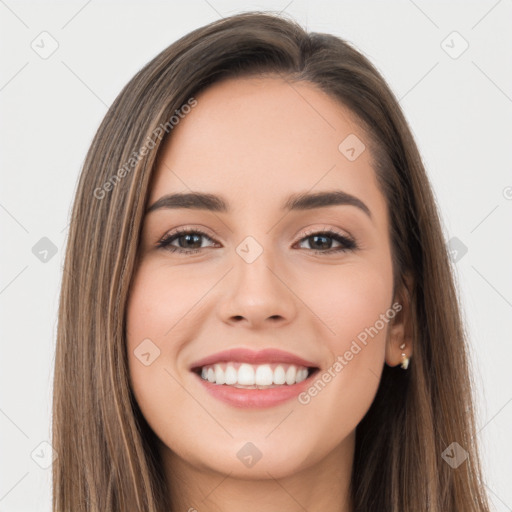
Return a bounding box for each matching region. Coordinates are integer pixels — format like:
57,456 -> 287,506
157,224 -> 355,245
158,225 -> 218,242
156,219 -> 361,257
298,225 -> 353,241
294,226 -> 357,251
294,224 -> 356,243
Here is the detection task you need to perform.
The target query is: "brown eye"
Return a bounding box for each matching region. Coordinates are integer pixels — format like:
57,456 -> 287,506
157,229 -> 217,254
173,233 -> 203,249
305,234 -> 334,250
296,230 -> 357,254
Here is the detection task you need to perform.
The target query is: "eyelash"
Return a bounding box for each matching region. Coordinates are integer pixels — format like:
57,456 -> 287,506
156,227 -> 358,255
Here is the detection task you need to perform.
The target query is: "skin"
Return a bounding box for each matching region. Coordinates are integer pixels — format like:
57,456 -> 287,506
126,76 -> 412,512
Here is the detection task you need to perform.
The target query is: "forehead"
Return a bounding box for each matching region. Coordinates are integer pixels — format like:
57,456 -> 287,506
149,76 -> 386,220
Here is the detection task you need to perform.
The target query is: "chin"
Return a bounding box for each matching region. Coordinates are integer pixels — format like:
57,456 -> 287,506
165,433 -> 319,480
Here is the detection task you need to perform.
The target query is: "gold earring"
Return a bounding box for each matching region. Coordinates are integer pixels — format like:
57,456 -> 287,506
399,343 -> 410,370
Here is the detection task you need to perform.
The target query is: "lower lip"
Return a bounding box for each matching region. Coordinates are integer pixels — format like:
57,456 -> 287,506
193,372 -> 315,408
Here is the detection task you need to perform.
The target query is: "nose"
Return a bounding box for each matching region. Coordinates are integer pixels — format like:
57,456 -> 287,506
217,247 -> 298,329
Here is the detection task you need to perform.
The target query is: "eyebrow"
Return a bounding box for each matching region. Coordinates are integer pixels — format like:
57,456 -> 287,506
146,190 -> 372,219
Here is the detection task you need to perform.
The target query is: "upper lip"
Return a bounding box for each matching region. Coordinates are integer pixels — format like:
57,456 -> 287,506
189,348 -> 319,370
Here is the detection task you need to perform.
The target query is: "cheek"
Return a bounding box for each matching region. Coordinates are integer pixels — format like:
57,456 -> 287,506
125,265 -> 179,385
126,259 -> 220,363
125,264 -> 196,437
295,262 -> 393,426
303,260 -> 392,347
127,263 -> 197,343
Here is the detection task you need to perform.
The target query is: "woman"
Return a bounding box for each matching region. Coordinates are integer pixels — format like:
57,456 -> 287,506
52,11 -> 491,511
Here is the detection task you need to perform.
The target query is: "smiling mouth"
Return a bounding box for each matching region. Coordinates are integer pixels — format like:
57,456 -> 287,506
192,362 -> 320,389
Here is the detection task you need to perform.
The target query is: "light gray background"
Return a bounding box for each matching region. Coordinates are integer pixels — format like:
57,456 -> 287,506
1,1 -> 511,510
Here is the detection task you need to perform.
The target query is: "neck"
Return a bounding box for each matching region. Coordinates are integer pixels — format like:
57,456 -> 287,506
160,432 -> 355,512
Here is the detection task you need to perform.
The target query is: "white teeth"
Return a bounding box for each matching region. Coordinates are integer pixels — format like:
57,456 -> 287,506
225,365 -> 237,385
273,365 -> 286,385
285,365 -> 296,385
296,368 -> 308,383
197,362 -> 312,387
255,364 -> 273,386
238,364 -> 255,385
214,364 -> 225,385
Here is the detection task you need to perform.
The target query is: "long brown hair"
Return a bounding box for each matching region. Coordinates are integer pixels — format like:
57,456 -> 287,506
53,11 -> 491,511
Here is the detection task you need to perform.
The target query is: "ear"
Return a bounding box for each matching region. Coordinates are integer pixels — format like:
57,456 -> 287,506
385,273 -> 414,367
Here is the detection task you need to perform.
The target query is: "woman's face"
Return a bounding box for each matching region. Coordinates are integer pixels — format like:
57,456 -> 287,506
126,76 -> 407,479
